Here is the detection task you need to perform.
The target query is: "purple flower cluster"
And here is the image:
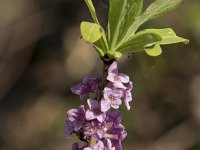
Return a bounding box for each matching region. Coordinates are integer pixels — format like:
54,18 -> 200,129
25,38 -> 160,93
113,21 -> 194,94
64,61 -> 133,150
71,77 -> 99,100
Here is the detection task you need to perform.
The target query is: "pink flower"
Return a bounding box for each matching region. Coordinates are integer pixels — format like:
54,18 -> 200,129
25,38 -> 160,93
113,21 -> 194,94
86,99 -> 106,122
107,62 -> 129,89
64,105 -> 85,138
71,77 -> 99,100
101,87 -> 123,112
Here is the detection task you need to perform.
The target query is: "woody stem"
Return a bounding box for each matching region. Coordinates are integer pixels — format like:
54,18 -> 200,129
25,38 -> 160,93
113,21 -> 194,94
97,59 -> 115,101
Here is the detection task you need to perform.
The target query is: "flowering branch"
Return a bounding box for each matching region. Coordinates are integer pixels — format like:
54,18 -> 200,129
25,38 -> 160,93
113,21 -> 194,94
64,0 -> 189,150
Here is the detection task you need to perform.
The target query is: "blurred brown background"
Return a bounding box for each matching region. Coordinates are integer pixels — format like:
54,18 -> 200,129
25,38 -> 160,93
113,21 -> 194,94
0,0 -> 200,150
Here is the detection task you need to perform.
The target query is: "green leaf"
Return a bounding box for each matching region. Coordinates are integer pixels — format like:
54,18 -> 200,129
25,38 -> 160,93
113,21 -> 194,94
93,45 -> 105,57
83,0 -> 115,57
84,0 -> 109,56
122,0 -> 183,41
143,28 -> 189,45
116,30 -> 162,53
94,30 -> 109,54
81,22 -> 102,43
144,28 -> 189,57
84,0 -> 99,24
108,0 -> 143,50
106,51 -> 122,59
117,28 -> 189,55
145,44 -> 162,56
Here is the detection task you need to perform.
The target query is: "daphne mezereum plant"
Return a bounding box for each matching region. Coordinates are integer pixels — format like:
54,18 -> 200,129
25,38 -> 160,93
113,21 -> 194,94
64,0 -> 189,150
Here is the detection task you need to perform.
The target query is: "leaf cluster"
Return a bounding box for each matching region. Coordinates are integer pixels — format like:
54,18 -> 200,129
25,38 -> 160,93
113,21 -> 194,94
81,0 -> 189,60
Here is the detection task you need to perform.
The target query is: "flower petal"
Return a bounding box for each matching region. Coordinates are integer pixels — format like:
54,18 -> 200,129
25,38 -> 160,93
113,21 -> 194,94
94,141 -> 104,150
64,121 -> 74,138
87,99 -> 99,110
113,82 -> 126,89
85,110 -> 96,121
101,99 -> 111,112
107,72 -> 117,83
119,73 -> 129,83
96,114 -> 105,122
108,61 -> 118,73
124,92 -> 132,110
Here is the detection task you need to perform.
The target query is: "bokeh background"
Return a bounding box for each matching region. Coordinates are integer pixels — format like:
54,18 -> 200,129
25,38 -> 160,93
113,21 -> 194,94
0,0 -> 200,150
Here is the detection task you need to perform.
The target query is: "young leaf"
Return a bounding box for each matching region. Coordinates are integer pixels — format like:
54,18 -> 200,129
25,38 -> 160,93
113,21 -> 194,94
144,28 -> 189,57
123,0 -> 183,41
84,0 -> 109,55
116,30 -> 162,53
81,22 -> 102,43
84,0 -> 99,24
143,28 -> 189,45
145,44 -> 162,56
117,28 -> 189,55
108,0 -> 143,50
93,45 -> 105,57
